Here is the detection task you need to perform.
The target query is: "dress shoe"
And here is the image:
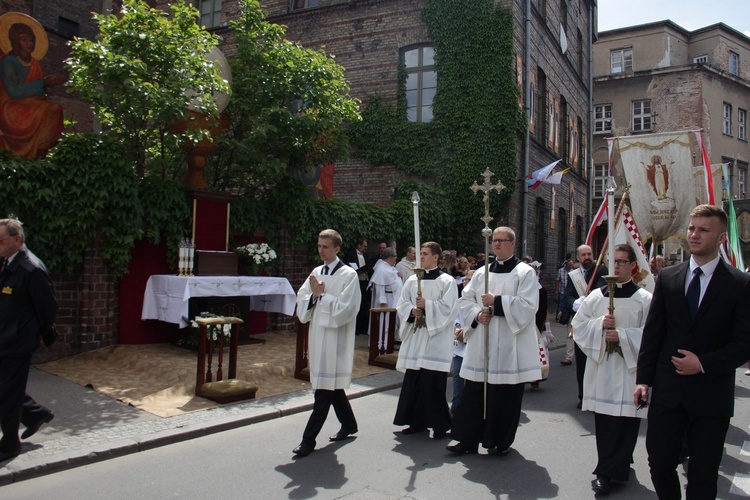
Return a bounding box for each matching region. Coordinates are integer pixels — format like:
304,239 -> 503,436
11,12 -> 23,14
432,429 -> 450,439
21,412 -> 54,439
446,442 -> 477,455
496,446 -> 512,457
292,443 -> 315,457
0,448 -> 20,462
560,359 -> 572,366
329,428 -> 357,441
593,476 -> 611,494
400,426 -> 427,435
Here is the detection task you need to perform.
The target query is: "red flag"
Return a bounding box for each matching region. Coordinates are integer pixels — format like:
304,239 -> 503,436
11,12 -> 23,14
585,197 -> 608,246
694,130 -> 716,205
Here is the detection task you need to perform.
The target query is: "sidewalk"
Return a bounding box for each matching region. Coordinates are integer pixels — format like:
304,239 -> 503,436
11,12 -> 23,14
0,320 -> 572,487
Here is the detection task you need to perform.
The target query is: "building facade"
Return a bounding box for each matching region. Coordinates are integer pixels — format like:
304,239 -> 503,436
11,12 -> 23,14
592,20 -> 750,262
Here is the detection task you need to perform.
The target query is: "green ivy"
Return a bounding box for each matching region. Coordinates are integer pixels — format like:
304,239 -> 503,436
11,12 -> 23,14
349,0 -> 525,251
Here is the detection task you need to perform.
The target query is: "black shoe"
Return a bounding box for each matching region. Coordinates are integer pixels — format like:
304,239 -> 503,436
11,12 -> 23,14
329,428 -> 358,442
576,401 -> 583,409
21,412 -> 54,440
560,359 -> 572,366
446,442 -> 477,455
593,476 -> 611,494
496,447 -> 512,457
0,448 -> 20,462
400,426 -> 428,435
432,430 -> 450,439
292,443 -> 315,457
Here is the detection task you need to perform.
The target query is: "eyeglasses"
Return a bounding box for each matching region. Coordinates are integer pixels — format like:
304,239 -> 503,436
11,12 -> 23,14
492,239 -> 513,244
614,259 -> 632,266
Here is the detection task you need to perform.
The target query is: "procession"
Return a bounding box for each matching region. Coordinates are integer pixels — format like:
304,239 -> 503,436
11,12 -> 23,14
2,1 -> 750,499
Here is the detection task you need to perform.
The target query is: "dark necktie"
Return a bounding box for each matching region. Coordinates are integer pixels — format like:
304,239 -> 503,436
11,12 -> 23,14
323,265 -> 329,275
686,267 -> 703,318
1,259 -> 6,273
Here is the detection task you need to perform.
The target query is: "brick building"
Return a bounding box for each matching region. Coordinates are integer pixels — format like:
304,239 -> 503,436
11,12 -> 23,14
4,0 -> 598,360
592,20 -> 750,263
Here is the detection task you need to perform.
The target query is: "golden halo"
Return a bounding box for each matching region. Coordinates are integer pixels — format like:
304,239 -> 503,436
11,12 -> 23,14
0,12 -> 49,60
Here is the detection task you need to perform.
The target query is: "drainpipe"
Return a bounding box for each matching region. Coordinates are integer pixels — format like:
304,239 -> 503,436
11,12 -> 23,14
587,0 -> 595,225
521,0 -> 531,256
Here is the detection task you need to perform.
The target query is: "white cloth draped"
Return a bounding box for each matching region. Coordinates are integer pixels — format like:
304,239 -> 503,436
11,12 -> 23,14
296,265 -> 361,390
458,263 -> 542,385
572,286 -> 652,418
396,272 -> 458,372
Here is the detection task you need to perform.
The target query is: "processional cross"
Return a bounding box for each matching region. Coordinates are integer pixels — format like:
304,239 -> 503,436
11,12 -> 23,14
469,168 -> 505,418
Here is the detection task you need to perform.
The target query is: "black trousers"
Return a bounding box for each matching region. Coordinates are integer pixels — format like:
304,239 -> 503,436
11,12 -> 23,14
451,380 -> 525,450
646,401 -> 730,500
0,355 -> 31,453
593,412 -> 641,482
355,281 -> 370,334
21,394 -> 52,428
301,389 -> 357,447
393,368 -> 451,432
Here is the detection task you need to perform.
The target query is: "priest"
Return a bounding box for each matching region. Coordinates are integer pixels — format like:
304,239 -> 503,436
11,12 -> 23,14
394,241 -> 458,438
447,226 -> 541,457
368,247 -> 402,341
293,229 -> 361,457
572,244 -> 652,494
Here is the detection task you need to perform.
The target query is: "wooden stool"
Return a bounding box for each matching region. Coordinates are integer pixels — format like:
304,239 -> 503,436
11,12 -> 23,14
195,316 -> 258,403
368,307 -> 398,368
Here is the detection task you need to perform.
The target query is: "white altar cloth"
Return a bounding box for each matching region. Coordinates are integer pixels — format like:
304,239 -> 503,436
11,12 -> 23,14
141,275 -> 297,328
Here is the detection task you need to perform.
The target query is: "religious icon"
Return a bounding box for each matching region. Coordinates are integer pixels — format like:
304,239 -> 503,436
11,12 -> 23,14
0,12 -> 66,159
644,155 -> 672,200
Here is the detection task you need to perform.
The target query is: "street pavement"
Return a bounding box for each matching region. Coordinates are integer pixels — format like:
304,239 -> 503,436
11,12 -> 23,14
1,320 -> 749,499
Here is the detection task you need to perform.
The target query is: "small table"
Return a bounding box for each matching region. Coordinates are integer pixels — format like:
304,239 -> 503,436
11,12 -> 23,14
141,275 -> 297,328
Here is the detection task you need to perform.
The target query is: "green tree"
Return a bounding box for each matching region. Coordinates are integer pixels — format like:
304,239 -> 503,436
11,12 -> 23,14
209,0 -> 361,191
66,0 -> 230,176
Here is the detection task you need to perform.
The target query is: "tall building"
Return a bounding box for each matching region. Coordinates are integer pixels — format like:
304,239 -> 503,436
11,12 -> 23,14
210,0 -> 597,283
592,21 -> 750,211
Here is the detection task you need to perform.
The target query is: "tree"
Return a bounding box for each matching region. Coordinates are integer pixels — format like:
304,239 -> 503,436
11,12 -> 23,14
208,0 -> 361,191
66,0 -> 230,176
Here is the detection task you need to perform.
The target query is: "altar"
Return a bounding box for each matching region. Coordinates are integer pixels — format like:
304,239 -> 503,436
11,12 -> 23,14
141,275 -> 297,328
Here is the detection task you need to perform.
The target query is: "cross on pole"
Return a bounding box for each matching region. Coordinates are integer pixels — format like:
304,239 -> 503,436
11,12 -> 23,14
469,167 -> 505,419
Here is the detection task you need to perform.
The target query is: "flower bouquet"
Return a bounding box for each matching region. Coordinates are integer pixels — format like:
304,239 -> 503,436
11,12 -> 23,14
177,311 -> 232,350
235,242 -> 277,275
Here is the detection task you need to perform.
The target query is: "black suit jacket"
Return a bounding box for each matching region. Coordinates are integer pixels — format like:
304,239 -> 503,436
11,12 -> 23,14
0,251 -> 58,357
344,248 -> 374,280
636,259 -> 750,418
564,263 -> 608,313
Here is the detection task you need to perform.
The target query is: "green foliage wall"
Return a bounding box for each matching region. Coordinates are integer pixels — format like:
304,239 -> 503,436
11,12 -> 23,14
348,0 -> 525,252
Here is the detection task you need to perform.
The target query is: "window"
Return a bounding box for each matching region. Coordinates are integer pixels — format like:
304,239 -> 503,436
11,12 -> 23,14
738,167 -> 747,198
723,103 -> 733,136
404,46 -> 436,123
558,208 -> 568,264
593,164 -> 608,199
198,0 -> 222,28
292,0 -> 319,9
729,51 -> 739,76
577,29 -> 584,76
739,109 -> 747,141
611,48 -> 633,74
535,198 -> 547,263
594,104 -> 612,134
537,69 -> 547,143
632,100 -> 651,132
560,0 -> 568,31
58,17 -> 79,38
693,55 -> 708,64
538,0 -> 547,18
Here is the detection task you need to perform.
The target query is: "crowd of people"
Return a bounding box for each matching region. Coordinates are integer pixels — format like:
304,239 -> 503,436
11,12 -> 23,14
293,204 -> 750,499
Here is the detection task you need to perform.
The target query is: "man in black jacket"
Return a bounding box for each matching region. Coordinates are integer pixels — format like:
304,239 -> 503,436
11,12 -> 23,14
0,218 -> 57,461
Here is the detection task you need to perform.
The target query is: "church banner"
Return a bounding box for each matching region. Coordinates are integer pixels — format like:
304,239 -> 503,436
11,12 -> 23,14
612,131 -> 695,245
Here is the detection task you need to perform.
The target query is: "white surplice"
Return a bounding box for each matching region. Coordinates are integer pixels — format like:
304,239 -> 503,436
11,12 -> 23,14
395,257 -> 416,284
396,270 -> 458,373
368,259 -> 403,345
296,264 -> 361,390
572,284 -> 652,418
458,263 -> 542,385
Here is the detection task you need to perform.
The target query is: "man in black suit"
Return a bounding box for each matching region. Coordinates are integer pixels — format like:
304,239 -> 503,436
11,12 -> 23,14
0,218 -> 58,461
344,237 -> 374,335
635,204 -> 750,499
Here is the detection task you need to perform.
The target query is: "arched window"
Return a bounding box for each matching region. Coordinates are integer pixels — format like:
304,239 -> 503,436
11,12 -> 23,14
403,45 -> 436,123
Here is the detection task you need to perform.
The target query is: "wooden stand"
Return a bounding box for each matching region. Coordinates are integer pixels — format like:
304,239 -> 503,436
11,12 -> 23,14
294,319 -> 310,381
367,307 -> 398,369
195,316 -> 258,403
